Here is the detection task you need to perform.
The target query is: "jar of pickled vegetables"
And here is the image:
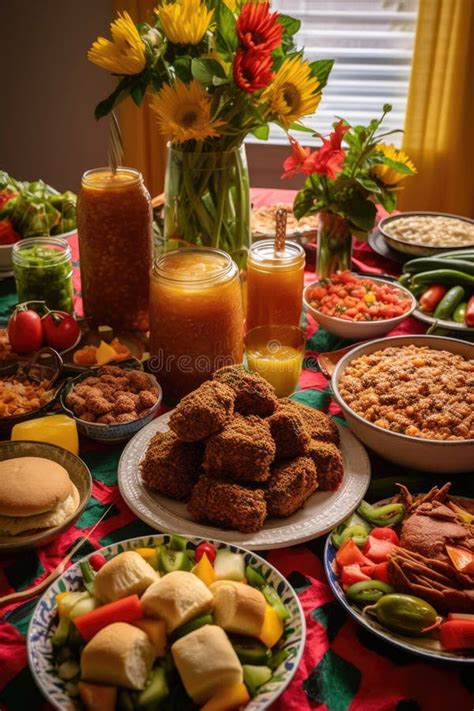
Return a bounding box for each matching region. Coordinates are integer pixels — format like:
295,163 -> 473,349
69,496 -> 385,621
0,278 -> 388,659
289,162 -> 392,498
12,236 -> 74,312
246,239 -> 305,330
149,248 -> 244,402
77,168 -> 152,330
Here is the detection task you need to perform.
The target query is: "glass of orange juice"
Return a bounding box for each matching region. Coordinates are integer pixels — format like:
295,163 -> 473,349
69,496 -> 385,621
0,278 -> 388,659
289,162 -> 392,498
245,325 -> 305,398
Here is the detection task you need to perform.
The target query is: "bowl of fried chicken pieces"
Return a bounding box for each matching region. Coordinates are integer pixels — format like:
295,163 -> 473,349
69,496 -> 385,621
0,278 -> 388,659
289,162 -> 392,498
140,366 -> 345,534
61,366 -> 162,442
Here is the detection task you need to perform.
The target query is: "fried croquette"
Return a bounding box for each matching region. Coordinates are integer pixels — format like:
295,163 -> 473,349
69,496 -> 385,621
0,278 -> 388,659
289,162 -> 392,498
306,440 -> 344,491
114,393 -> 138,414
128,370 -> 154,392
268,403 -> 310,459
204,415 -> 275,482
87,395 -> 114,416
212,365 -> 277,417
98,365 -> 127,378
283,399 -> 340,444
169,380 -> 235,442
188,474 -> 267,533
141,431 -> 202,500
266,456 -> 318,518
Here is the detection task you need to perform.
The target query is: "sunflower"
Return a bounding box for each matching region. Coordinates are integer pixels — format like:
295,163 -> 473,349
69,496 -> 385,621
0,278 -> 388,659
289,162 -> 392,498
156,0 -> 213,46
263,56 -> 320,128
372,144 -> 417,186
150,79 -> 225,142
88,11 -> 145,75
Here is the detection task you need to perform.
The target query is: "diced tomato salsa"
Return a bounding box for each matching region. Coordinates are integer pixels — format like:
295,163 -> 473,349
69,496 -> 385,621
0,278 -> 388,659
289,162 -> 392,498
307,271 -> 412,322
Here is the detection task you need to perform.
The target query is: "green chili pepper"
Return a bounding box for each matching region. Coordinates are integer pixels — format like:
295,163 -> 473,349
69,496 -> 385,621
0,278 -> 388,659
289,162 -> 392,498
398,273 -> 412,287
346,580 -> 395,604
357,500 -> 405,528
245,565 -> 266,588
79,561 -> 95,595
411,269 -> 474,288
433,286 -> 465,319
261,585 -> 290,621
453,301 -> 467,323
331,523 -> 369,549
365,593 -> 440,636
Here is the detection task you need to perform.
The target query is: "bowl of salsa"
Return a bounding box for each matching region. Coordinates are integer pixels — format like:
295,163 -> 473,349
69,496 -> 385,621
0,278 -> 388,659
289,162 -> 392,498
304,271 -> 416,340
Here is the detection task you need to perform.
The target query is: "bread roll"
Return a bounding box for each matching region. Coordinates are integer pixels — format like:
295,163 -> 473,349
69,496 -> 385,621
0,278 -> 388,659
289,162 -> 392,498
0,457 -> 72,516
210,580 -> 266,638
81,622 -> 155,690
0,483 -> 79,536
93,551 -> 159,603
172,625 -> 242,704
141,571 -> 213,633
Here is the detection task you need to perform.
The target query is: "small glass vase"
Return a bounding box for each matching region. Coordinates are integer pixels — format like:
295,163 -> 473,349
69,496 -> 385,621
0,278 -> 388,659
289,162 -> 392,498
163,144 -> 250,269
316,211 -> 352,278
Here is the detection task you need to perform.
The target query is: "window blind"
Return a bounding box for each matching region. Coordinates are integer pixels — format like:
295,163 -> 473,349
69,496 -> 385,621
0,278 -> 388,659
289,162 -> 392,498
251,0 -> 418,146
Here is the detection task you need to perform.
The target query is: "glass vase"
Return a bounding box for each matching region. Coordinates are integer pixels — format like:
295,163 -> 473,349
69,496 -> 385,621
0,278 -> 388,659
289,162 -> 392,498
163,144 -> 250,269
316,211 -> 352,278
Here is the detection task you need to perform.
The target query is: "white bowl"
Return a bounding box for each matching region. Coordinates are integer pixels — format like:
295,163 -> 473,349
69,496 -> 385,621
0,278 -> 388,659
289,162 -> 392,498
331,335 -> 474,474
0,228 -> 77,273
303,275 -> 416,340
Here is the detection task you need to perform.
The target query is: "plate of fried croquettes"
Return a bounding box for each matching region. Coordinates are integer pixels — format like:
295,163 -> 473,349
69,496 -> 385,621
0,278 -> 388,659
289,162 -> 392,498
118,366 -> 371,549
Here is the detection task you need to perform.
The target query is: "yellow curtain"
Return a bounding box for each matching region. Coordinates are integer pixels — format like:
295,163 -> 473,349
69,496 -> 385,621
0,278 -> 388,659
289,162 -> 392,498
114,0 -> 167,198
399,0 -> 474,216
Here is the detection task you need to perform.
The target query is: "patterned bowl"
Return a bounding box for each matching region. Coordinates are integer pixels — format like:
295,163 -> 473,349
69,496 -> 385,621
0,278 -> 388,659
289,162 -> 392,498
27,533 -> 306,711
0,440 -> 91,553
60,368 -> 163,443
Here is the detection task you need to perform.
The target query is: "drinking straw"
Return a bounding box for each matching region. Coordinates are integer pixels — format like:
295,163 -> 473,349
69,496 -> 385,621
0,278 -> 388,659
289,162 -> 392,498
274,207 -> 287,255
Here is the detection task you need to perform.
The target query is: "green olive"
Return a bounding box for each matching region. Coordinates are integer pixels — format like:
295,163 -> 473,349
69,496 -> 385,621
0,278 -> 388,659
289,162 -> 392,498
371,593 -> 438,636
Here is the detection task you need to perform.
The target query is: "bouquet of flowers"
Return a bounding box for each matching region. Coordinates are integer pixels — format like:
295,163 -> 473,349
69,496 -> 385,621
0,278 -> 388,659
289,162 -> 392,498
88,0 -> 333,264
282,105 -> 416,276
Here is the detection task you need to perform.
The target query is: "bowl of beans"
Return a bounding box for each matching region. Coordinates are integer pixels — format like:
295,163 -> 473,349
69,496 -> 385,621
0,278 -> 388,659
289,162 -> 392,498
331,335 -> 474,474
304,272 -> 416,340
379,212 -> 474,256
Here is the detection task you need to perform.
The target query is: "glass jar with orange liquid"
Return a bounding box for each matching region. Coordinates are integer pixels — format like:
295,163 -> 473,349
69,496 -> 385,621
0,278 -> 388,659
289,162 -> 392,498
245,239 -> 305,330
77,167 -> 152,330
149,248 -> 244,402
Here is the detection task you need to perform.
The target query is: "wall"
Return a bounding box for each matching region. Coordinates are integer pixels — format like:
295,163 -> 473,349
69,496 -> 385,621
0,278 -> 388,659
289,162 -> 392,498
0,0 -> 114,193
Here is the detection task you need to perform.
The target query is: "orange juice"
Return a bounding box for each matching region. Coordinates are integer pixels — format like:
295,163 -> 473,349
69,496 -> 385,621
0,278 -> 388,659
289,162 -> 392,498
245,325 -> 305,397
149,248 -> 244,402
246,240 -> 305,330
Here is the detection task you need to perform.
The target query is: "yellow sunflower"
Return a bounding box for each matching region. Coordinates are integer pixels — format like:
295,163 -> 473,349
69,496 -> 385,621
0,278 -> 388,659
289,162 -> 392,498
88,11 -> 145,75
156,0 -> 213,45
263,56 -> 320,128
372,144 -> 417,186
150,79 -> 225,142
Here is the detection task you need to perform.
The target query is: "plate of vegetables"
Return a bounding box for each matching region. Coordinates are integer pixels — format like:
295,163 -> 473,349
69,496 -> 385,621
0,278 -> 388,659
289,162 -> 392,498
324,484 -> 474,663
27,533 -> 305,710
399,249 -> 474,332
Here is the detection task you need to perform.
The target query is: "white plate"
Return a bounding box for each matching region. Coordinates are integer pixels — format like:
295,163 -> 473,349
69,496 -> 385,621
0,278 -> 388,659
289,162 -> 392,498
118,412 -> 371,550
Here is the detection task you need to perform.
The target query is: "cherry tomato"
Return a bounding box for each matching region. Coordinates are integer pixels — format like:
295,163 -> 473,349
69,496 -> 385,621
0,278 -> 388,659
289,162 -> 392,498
8,308 -> 43,354
89,553 -> 107,571
42,311 -> 81,352
195,542 -> 216,563
370,527 -> 400,545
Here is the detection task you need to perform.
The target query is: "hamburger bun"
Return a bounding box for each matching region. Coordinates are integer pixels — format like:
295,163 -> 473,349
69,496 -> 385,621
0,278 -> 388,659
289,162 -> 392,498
210,580 -> 266,638
141,571 -> 213,633
0,457 -> 72,516
0,483 -> 79,536
93,551 -> 159,603
81,622 -> 155,690
172,625 -> 243,704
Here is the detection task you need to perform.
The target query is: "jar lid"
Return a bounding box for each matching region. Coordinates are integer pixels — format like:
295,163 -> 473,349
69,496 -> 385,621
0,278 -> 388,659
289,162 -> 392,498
81,167 -> 141,189
12,236 -> 71,268
153,248 -> 237,285
249,239 -> 305,268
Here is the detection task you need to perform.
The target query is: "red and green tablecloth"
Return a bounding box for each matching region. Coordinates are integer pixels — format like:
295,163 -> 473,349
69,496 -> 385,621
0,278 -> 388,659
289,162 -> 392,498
1,189 -> 473,711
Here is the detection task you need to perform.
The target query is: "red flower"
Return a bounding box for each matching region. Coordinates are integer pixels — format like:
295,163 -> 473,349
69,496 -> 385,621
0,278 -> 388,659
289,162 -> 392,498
281,137 -> 315,179
307,120 -> 349,180
237,2 -> 283,53
233,48 -> 273,93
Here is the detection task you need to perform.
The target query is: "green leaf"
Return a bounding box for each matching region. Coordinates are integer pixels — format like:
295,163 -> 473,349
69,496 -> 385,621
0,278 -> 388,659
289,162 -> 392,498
251,125 -> 270,141
372,154 -> 414,174
293,188 -> 317,220
378,189 -> 397,212
277,14 -> 301,36
343,196 -> 377,231
288,122 -> 315,134
309,59 -> 334,91
354,176 -> 382,194
191,57 -> 226,84
131,83 -> 146,107
173,56 -> 193,83
94,76 -> 134,120
215,2 -> 237,56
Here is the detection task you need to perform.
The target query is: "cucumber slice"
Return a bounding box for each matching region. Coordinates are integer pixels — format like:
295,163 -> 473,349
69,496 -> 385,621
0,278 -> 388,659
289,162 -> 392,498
214,550 -> 245,581
245,565 -> 266,588
243,665 -> 272,697
159,549 -> 192,574
138,667 -> 169,707
52,617 -> 71,647
231,637 -> 272,665
170,614 -> 214,642
69,596 -> 97,620
268,648 -> 290,670
261,585 -> 290,621
59,592 -> 89,617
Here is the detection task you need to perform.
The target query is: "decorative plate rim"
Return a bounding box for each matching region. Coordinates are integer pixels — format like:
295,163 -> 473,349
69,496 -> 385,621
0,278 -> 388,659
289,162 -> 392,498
27,533 -> 307,710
